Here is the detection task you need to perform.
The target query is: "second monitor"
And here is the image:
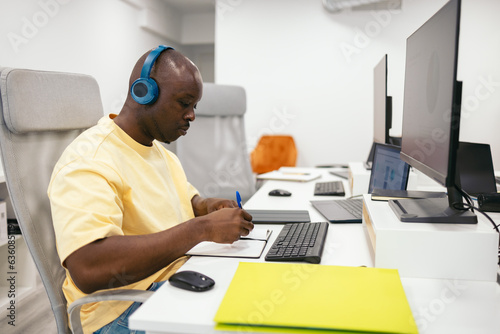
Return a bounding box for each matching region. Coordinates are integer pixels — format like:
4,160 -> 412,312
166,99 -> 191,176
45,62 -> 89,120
365,54 -> 400,169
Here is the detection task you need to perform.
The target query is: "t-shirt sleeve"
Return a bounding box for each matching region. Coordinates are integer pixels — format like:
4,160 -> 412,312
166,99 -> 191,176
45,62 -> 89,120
48,160 -> 125,265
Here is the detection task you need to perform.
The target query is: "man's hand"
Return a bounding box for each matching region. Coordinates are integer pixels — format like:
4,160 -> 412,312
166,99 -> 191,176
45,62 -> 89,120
205,197 -> 239,213
191,195 -> 254,243
191,195 -> 239,216
201,207 -> 254,244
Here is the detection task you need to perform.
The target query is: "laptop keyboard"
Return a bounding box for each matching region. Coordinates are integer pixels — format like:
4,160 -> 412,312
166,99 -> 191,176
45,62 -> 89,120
265,222 -> 329,264
314,181 -> 345,196
336,198 -> 363,217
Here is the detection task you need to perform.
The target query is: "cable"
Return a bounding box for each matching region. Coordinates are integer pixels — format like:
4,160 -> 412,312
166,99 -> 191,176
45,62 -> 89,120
452,186 -> 500,264
453,188 -> 499,232
453,185 -> 475,212
457,197 -> 500,264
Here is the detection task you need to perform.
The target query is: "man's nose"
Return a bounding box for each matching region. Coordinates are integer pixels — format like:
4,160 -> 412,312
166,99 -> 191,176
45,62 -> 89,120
185,109 -> 195,122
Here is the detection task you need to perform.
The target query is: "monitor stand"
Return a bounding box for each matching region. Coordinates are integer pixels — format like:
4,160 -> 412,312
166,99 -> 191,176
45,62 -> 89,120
389,185 -> 477,224
389,197 -> 477,224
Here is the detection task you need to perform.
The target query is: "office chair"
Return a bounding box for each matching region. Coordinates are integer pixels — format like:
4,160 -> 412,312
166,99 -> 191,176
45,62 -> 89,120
250,135 -> 297,174
175,83 -> 256,202
0,68 -> 153,334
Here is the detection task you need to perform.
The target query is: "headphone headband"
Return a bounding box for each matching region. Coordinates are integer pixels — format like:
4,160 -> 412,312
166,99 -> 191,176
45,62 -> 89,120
131,45 -> 174,105
140,45 -> 173,79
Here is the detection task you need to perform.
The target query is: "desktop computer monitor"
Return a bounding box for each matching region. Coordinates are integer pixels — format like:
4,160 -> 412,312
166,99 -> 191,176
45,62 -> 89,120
373,54 -> 392,146
388,0 -> 477,224
365,54 -> 395,168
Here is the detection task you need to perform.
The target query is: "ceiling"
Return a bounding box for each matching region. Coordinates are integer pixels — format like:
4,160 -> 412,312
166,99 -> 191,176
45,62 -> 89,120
161,0 -> 215,14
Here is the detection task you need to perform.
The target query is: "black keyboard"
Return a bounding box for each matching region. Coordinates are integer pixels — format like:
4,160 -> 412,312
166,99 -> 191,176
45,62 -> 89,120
314,181 -> 345,196
265,222 -> 329,264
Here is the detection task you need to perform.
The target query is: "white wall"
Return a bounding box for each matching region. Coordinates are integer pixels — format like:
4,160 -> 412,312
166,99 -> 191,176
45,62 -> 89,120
0,0 -> 214,116
1,0 -> 498,169
1,0 -> 157,115
215,0 -> 500,169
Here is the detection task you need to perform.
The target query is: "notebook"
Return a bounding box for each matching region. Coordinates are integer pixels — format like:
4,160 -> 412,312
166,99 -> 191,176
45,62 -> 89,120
311,143 -> 410,223
186,228 -> 272,258
214,262 -> 418,334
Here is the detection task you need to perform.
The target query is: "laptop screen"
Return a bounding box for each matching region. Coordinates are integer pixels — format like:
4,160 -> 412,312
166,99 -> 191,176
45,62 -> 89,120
368,143 -> 410,193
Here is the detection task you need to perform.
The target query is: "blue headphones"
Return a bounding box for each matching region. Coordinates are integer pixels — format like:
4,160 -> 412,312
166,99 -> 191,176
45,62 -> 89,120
131,45 -> 174,105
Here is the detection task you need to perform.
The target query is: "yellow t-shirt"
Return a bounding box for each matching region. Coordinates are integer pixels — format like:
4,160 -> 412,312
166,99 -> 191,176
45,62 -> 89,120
47,115 -> 199,333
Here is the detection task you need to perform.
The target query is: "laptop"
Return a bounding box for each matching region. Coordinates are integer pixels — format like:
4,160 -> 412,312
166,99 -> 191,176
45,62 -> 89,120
311,143 -> 410,223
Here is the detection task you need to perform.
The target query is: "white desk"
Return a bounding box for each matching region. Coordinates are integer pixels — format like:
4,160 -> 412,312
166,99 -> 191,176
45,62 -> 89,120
129,168 -> 500,334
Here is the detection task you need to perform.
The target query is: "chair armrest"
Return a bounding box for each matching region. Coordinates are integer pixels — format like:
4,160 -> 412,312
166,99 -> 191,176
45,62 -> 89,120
68,289 -> 154,334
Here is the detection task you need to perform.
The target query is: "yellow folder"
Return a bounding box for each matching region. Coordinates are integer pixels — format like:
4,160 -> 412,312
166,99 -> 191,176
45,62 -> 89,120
214,262 -> 418,333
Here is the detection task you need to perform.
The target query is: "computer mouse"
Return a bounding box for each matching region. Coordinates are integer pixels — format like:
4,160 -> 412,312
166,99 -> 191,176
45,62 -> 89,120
168,270 -> 215,292
269,189 -> 292,197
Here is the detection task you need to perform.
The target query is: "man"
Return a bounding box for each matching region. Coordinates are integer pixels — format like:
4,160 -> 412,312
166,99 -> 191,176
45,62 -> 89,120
48,46 -> 253,333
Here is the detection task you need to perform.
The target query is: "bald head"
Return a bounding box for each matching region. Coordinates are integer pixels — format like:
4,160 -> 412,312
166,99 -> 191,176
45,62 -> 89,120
115,47 -> 203,146
129,48 -> 200,95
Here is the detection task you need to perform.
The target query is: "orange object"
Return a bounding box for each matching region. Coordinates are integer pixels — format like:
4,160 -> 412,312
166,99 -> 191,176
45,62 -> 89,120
250,135 -> 297,174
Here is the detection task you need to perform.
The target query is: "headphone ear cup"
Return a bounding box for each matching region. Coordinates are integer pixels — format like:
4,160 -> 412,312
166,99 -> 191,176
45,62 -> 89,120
131,78 -> 159,105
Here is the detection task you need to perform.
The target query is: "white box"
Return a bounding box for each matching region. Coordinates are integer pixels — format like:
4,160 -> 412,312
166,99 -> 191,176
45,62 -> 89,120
0,201 -> 6,242
362,194 -> 499,281
348,162 -> 370,196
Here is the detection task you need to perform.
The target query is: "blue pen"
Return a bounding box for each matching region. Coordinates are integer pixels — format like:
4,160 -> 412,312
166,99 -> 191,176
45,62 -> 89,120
236,191 -> 242,209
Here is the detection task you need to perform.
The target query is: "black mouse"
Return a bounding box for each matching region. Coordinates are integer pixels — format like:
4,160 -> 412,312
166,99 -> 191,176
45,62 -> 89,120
168,270 -> 215,292
269,189 -> 292,197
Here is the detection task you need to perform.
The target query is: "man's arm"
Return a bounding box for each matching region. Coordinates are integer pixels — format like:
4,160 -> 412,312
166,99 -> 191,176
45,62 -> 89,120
65,206 -> 253,294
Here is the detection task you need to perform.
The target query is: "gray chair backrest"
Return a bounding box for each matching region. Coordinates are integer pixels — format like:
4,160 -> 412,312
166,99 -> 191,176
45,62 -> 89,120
0,68 -> 104,333
175,83 -> 256,202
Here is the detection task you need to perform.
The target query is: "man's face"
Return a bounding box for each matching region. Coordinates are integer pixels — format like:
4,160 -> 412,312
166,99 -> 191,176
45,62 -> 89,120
147,70 -> 203,144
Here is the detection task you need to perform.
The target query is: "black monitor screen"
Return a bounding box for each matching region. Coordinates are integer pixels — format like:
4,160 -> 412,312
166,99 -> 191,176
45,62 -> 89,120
400,0 -> 461,188
366,54 -> 393,169
373,54 -> 391,145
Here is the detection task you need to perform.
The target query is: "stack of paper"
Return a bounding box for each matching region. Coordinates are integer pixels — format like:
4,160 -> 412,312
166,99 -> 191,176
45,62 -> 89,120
256,167 -> 321,182
214,262 -> 418,333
